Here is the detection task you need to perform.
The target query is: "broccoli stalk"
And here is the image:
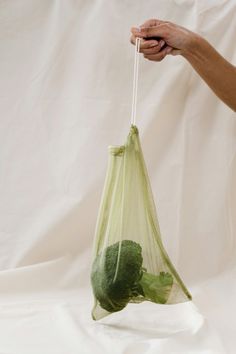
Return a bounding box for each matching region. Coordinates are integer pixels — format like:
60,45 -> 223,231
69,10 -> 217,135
91,240 -> 173,313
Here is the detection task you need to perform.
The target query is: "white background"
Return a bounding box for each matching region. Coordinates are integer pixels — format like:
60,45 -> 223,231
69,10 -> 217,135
0,0 -> 235,353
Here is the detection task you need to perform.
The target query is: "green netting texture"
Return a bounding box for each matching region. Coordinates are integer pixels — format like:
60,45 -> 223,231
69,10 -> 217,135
91,125 -> 192,320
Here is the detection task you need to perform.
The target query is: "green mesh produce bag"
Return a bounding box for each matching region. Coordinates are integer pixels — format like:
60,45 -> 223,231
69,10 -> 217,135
90,39 -> 192,321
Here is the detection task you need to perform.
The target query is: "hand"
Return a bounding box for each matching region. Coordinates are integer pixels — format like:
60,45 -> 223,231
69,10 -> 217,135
130,19 -> 197,62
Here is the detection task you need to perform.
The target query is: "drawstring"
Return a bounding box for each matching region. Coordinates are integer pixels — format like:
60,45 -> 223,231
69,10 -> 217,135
131,37 -> 141,126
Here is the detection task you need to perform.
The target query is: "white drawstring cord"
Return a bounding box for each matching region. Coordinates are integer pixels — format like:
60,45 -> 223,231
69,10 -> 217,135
131,37 -> 141,126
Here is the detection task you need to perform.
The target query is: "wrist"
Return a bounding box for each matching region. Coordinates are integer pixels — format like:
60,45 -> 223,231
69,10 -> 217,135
181,32 -> 205,60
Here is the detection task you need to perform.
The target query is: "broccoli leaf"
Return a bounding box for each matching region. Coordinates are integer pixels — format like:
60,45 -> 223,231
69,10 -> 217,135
139,271 -> 173,304
91,240 -> 173,314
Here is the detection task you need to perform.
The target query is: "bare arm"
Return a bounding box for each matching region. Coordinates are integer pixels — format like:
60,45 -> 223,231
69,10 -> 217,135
182,35 -> 236,112
130,20 -> 236,112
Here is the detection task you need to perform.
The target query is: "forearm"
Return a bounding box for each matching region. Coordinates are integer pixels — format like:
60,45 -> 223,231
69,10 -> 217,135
182,35 -> 236,112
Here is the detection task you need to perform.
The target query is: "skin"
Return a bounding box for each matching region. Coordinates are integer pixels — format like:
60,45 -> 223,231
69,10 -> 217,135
130,19 -> 236,112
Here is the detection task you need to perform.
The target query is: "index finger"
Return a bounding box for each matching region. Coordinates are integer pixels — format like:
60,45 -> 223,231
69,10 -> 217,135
140,18 -> 164,28
131,24 -> 167,39
130,35 -> 160,49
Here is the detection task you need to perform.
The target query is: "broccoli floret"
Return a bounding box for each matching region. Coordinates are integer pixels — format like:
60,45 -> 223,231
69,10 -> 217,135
91,240 -> 173,313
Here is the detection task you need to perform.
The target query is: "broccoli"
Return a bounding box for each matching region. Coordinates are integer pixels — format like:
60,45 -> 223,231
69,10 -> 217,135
91,240 -> 173,314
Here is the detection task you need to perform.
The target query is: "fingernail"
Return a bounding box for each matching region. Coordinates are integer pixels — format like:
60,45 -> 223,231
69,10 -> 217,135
166,47 -> 172,54
150,41 -> 158,47
160,40 -> 165,47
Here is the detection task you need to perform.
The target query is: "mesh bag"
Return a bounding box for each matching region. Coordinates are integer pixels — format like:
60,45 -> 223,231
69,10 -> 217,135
90,39 -> 192,321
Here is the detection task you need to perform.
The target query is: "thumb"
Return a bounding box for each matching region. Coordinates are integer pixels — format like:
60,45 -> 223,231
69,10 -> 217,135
131,24 -> 168,39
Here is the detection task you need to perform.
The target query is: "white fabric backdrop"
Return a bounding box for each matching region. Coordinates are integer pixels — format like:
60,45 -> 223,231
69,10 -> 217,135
0,0 -> 235,353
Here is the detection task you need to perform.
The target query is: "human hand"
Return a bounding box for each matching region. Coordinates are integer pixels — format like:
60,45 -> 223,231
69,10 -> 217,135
130,19 -> 197,61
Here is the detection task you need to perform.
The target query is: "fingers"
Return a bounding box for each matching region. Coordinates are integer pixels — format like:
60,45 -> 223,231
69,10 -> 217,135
131,24 -> 168,39
143,46 -> 173,62
130,33 -> 173,62
130,36 -> 166,55
141,40 -> 166,55
130,35 -> 166,54
130,20 -> 180,62
139,18 -> 165,28
130,35 -> 159,48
